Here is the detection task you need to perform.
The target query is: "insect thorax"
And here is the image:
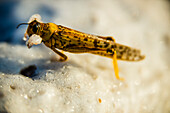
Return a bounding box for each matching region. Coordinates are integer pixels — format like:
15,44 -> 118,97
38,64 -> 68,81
40,23 -> 58,41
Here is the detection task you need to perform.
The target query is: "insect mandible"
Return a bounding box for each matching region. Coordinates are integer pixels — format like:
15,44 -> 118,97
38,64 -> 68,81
17,14 -> 145,80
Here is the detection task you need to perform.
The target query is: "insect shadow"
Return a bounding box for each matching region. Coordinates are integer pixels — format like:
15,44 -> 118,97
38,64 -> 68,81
0,56 -> 85,80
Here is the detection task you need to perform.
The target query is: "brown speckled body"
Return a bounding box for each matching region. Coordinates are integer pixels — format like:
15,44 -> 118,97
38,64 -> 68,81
19,18 -> 145,80
41,23 -> 144,61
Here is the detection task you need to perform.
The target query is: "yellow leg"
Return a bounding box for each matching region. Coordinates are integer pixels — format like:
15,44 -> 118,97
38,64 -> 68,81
59,50 -> 67,61
44,41 -> 68,62
113,50 -> 124,81
51,47 -> 68,62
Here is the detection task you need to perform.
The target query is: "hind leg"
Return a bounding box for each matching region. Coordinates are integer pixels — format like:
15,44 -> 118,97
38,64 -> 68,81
113,50 -> 124,81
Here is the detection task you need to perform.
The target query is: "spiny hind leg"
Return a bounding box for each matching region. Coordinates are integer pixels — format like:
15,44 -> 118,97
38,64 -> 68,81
113,50 -> 124,81
51,47 -> 68,62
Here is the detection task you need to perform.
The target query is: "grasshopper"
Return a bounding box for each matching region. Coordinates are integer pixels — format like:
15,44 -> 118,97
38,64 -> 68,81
17,14 -> 145,80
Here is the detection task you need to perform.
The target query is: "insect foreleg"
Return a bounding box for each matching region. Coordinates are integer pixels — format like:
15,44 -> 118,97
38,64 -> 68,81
44,41 -> 68,61
51,47 -> 68,61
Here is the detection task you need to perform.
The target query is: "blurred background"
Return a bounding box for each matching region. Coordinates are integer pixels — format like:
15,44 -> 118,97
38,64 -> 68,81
0,0 -> 170,112
1,0 -> 169,44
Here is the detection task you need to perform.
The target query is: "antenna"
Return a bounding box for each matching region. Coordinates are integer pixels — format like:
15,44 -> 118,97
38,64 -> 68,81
16,23 -> 29,29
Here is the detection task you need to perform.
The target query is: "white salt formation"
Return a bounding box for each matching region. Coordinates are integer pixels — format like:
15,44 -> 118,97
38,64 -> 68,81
28,14 -> 42,23
26,34 -> 42,48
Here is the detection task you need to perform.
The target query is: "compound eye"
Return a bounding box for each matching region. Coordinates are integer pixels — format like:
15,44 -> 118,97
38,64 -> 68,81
32,24 -> 39,33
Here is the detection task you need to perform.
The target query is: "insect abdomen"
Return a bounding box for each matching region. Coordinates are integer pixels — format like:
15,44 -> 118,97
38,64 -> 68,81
114,43 -> 145,61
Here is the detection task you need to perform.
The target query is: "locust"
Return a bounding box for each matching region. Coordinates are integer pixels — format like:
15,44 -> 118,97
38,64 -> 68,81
17,14 -> 145,80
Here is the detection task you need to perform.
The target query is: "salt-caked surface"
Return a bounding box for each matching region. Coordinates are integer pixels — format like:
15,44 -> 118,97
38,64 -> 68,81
0,0 -> 170,113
